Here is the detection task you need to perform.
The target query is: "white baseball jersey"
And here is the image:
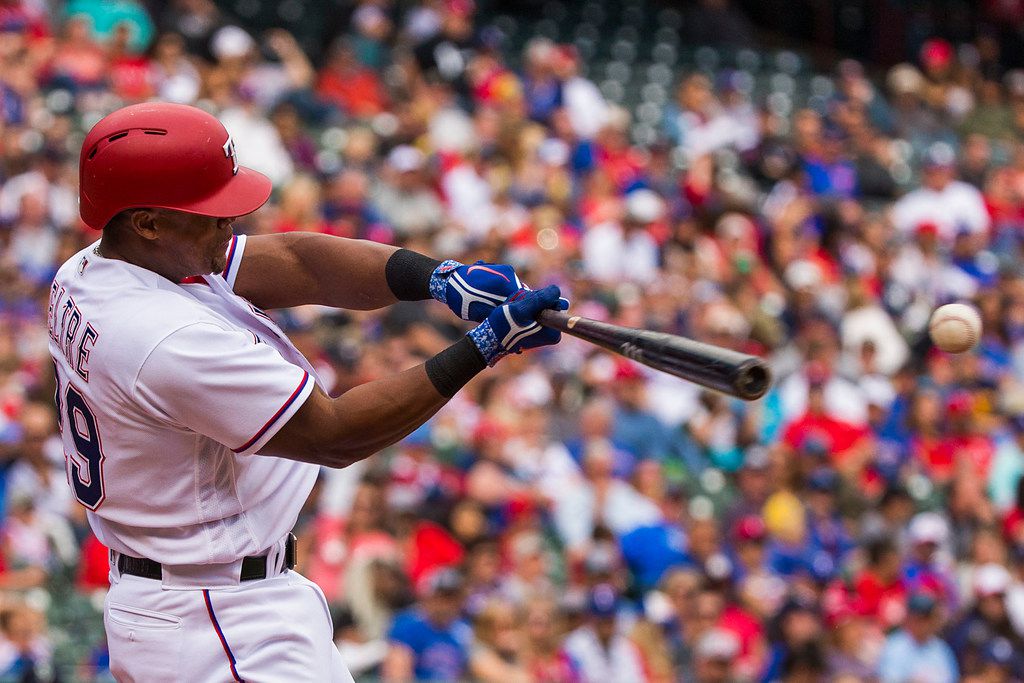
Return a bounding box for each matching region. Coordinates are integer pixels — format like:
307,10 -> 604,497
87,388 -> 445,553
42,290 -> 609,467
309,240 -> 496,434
46,235 -> 320,568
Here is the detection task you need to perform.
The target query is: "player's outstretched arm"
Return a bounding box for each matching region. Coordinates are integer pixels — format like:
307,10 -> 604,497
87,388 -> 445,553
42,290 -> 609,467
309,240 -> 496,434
235,233 -> 402,310
234,233 -> 533,319
261,286 -> 566,467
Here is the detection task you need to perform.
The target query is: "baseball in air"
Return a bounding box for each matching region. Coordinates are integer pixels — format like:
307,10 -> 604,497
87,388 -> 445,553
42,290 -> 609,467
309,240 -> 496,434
929,303 -> 982,353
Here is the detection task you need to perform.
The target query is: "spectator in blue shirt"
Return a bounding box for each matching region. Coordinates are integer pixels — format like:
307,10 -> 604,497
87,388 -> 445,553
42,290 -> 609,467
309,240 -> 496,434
877,592 -> 958,683
804,468 -> 855,569
382,567 -> 472,683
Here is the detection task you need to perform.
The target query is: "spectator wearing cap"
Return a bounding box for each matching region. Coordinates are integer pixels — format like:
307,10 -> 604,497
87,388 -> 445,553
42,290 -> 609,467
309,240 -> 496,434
371,145 -> 445,238
804,467 -> 855,571
499,532 -> 555,605
728,515 -> 772,584
918,38 -> 958,113
610,360 -> 686,465
903,513 -> 959,610
520,38 -> 562,125
944,563 -> 1024,678
382,567 -> 473,683
723,447 -> 775,532
321,168 -> 393,241
933,389 -> 995,486
891,141 -> 991,244
461,538 -> 502,616
563,584 -> 646,683
876,591 -> 958,683
861,485 -> 916,546
780,363 -> 873,483
691,628 -> 740,683
581,188 -> 663,285
801,124 -> 857,199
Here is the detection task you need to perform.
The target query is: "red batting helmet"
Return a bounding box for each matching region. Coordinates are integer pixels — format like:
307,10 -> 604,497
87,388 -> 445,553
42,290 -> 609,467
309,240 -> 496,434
79,103 -> 272,230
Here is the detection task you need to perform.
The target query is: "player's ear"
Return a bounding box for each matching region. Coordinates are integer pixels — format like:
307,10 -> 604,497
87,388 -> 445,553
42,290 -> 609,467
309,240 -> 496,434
127,209 -> 159,242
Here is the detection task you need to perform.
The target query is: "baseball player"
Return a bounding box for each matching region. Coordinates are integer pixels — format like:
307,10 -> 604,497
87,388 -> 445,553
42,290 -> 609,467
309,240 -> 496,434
47,102 -> 566,682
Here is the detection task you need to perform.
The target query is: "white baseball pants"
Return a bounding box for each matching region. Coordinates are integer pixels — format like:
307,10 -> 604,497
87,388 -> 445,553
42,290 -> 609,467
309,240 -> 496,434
104,569 -> 355,682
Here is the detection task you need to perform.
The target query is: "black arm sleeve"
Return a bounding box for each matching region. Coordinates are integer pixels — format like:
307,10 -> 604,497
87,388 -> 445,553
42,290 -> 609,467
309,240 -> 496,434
385,249 -> 443,301
425,336 -> 487,398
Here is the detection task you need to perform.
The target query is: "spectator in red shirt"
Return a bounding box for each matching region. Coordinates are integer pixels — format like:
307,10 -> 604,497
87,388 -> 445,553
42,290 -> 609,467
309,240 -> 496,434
781,367 -> 873,481
938,391 -> 995,482
854,536 -> 908,630
317,39 -> 389,118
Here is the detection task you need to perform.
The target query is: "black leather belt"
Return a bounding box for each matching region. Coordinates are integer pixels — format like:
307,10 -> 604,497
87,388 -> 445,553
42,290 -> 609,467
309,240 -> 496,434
117,533 -> 297,582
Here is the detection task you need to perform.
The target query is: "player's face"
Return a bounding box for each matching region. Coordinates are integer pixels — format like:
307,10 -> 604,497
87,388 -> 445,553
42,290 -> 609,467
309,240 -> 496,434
156,210 -> 235,276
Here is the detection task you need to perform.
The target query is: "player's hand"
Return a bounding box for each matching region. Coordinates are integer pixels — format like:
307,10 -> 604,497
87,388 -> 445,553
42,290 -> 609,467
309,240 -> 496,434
468,285 -> 569,365
430,260 -> 526,322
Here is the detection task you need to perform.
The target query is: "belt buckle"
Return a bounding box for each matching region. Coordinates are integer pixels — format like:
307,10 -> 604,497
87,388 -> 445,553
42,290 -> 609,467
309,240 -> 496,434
284,532 -> 297,570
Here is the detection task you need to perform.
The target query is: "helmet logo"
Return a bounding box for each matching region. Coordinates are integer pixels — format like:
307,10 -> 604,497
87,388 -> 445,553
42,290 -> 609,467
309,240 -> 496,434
222,135 -> 238,175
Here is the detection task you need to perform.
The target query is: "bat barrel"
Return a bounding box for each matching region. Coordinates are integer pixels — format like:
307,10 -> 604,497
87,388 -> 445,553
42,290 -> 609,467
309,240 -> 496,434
537,310 -> 772,400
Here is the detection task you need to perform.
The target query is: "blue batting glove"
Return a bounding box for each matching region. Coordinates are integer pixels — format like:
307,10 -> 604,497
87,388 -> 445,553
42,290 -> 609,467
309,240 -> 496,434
430,260 -> 525,322
467,285 -> 569,366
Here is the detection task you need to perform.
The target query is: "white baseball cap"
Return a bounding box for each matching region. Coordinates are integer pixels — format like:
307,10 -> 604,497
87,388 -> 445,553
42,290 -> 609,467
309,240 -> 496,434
387,145 -> 425,173
974,563 -> 1012,597
784,259 -> 822,290
625,189 -> 665,224
211,26 -> 255,61
908,512 -> 948,545
695,629 -> 740,661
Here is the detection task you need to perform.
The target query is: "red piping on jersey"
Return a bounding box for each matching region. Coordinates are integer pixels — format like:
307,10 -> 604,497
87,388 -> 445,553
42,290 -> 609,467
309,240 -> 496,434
179,275 -> 209,286
203,590 -> 245,682
232,372 -> 310,453
222,236 -> 239,280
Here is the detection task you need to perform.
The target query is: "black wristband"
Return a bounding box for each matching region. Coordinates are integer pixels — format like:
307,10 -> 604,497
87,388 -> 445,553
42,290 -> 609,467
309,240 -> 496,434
385,249 -> 443,301
425,336 -> 487,398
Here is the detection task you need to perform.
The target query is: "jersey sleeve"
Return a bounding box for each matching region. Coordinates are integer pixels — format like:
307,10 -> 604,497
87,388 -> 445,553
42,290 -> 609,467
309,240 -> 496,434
221,234 -> 246,290
133,322 -> 314,456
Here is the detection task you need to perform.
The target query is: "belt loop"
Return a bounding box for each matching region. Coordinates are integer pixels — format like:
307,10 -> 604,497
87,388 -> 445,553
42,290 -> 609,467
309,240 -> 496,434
109,550 -> 122,581
285,532 -> 297,570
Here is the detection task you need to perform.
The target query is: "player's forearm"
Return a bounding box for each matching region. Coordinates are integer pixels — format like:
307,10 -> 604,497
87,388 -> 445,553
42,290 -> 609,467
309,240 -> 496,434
266,337 -> 486,468
317,366 -> 453,467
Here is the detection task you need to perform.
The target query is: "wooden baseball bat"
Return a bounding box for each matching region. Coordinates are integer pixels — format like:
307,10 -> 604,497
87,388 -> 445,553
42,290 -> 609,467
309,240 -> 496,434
537,310 -> 771,400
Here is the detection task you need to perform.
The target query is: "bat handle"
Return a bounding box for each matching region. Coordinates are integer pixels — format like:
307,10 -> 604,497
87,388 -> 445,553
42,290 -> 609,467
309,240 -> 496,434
537,309 -> 574,331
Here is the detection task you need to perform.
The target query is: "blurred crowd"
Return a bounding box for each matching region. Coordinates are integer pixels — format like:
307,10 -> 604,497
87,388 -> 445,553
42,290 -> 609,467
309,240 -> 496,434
5,0 -> 1024,681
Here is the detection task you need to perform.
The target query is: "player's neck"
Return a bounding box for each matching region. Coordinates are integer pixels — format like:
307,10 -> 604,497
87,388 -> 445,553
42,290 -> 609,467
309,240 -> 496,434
95,238 -> 188,283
